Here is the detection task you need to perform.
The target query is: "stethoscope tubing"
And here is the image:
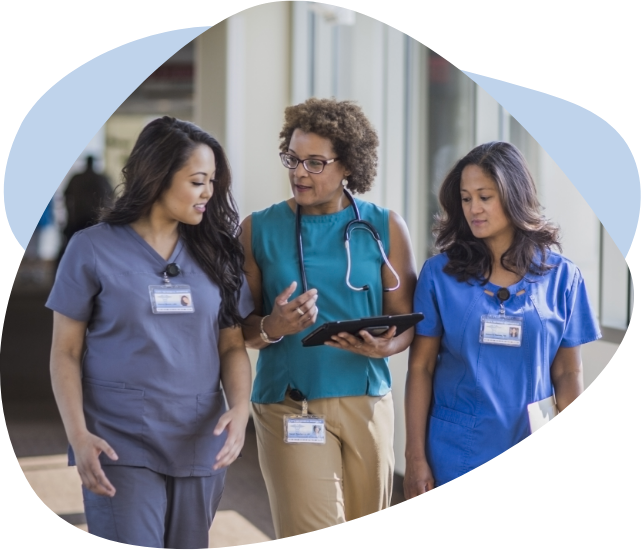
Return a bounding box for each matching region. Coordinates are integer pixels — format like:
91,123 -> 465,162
295,189 -> 401,293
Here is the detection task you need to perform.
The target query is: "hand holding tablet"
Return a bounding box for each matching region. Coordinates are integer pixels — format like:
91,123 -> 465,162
301,313 -> 424,347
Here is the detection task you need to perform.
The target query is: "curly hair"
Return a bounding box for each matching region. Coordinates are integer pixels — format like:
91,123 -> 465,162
101,116 -> 245,327
279,98 -> 379,194
434,141 -> 561,283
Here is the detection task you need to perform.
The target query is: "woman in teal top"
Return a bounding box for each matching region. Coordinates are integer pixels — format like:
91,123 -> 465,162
240,98 -> 417,538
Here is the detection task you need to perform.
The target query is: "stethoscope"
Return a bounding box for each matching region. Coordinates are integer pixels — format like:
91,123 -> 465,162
295,188 -> 401,293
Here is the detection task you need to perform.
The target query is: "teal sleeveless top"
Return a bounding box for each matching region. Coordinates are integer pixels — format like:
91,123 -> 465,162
251,199 -> 392,404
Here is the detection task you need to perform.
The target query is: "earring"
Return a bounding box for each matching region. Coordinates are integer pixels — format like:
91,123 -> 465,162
341,178 -> 348,187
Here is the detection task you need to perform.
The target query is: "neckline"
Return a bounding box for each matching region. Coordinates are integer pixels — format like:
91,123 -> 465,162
485,277 -> 523,290
284,198 -> 358,222
124,224 -> 184,267
482,276 -> 534,297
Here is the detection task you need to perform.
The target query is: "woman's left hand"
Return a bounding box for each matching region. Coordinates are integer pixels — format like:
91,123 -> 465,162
324,326 -> 397,358
212,405 -> 250,470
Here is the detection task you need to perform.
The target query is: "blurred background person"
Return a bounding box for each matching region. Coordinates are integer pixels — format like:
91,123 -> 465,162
57,155 -> 113,264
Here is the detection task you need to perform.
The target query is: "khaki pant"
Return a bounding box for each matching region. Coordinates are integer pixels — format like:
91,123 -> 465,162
252,392 -> 394,538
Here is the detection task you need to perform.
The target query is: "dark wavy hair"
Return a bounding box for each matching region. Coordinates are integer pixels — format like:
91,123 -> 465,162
434,141 -> 561,283
279,98 -> 379,194
101,116 -> 245,326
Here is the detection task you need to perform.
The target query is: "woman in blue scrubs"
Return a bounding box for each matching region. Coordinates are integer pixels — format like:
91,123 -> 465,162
47,117 -> 253,548
404,141 -> 601,495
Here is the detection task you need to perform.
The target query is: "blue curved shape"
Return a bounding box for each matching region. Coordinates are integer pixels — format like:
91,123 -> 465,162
4,27 -> 210,249
464,72 -> 640,257
6,31 -> 639,256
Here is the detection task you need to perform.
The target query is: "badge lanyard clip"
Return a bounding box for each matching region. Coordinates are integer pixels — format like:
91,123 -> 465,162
496,287 -> 510,316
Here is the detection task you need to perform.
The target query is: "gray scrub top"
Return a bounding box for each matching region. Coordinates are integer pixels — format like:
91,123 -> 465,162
46,223 -> 254,477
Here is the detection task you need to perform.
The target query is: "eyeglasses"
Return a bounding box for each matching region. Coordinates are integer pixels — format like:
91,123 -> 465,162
279,152 -> 339,174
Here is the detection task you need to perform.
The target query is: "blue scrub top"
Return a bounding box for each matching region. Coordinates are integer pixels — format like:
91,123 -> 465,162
414,252 -> 601,486
46,223 -> 254,477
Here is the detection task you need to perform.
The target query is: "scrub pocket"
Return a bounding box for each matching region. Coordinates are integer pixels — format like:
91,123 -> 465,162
194,390 -> 227,473
82,379 -> 145,465
82,485 -> 120,543
426,405 -> 476,487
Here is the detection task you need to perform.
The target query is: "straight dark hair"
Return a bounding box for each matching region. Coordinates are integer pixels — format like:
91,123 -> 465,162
101,116 -> 245,326
434,141 -> 561,283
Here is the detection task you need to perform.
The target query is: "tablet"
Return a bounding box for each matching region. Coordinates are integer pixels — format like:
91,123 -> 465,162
301,313 -> 424,347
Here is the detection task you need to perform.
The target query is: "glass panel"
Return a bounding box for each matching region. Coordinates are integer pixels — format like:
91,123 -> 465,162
426,51 -> 475,251
601,224 -> 630,329
509,116 -> 540,185
629,270 -> 634,325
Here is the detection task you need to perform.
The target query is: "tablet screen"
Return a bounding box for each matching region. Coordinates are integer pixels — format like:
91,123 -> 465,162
301,313 -> 424,347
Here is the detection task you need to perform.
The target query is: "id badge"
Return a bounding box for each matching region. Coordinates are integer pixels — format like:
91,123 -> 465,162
480,315 -> 523,346
149,284 -> 195,314
283,415 -> 326,444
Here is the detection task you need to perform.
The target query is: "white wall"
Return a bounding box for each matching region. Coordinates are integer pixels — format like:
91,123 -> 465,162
601,227 -> 630,329
194,3 -> 291,380
194,21 -> 227,147
537,148 -> 601,308
350,14 -> 386,207
582,339 -> 619,388
476,85 -> 501,145
379,27 -> 406,216
235,3 -> 291,219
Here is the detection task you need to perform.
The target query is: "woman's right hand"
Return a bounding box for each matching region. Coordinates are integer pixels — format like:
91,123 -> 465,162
263,281 -> 319,338
403,456 -> 435,499
70,431 -> 119,497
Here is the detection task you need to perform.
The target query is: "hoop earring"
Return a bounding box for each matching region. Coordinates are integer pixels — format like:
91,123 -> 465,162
341,178 -> 348,187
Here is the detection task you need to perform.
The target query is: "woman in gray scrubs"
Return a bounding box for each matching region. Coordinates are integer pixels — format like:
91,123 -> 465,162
47,117 -> 254,549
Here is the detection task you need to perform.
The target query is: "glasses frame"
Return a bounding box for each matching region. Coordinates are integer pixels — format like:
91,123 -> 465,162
279,152 -> 339,174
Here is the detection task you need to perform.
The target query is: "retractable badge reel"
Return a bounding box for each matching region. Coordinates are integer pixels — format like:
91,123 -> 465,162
149,263 -> 195,314
283,389 -> 326,444
479,287 -> 523,347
